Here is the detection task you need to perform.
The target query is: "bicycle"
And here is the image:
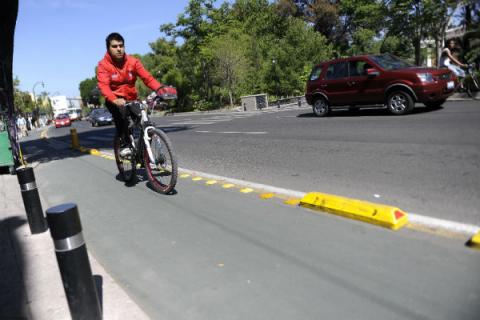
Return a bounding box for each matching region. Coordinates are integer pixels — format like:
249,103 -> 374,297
113,91 -> 178,194
463,63 -> 479,98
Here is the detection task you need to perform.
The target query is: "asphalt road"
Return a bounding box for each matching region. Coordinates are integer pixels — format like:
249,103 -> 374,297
46,100 -> 480,226
151,101 -> 478,226
18,129 -> 480,320
16,100 -> 480,319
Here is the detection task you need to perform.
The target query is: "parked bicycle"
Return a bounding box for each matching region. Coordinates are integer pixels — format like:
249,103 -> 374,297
113,91 -> 178,194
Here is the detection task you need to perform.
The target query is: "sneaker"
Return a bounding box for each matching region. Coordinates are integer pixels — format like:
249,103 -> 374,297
119,142 -> 132,157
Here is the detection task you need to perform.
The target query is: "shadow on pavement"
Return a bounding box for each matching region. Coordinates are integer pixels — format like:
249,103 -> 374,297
0,216 -> 32,319
297,105 -> 443,118
19,122 -> 191,166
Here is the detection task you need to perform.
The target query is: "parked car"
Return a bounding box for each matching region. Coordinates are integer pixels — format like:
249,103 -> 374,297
305,53 -> 458,116
54,114 -> 71,128
88,108 -> 113,127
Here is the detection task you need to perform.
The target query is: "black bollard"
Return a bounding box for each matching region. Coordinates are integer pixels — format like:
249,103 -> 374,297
298,97 -> 302,107
16,166 -> 48,234
46,203 -> 102,320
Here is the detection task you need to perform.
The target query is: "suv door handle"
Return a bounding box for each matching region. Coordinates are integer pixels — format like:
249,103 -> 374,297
320,84 -> 327,88
347,81 -> 356,86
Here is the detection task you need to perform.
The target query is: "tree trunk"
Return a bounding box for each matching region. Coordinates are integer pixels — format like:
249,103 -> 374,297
228,90 -> 233,108
414,37 -> 421,65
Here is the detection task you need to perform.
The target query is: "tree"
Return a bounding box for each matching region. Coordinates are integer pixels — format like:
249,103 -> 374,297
422,0 -> 461,65
203,31 -> 249,107
79,77 -> 99,106
13,77 -> 34,114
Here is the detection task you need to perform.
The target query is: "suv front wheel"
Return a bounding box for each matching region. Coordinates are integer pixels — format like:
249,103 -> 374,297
387,91 -> 414,115
312,97 -> 330,117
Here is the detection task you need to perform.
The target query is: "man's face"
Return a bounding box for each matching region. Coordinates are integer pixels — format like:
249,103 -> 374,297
108,39 -> 125,61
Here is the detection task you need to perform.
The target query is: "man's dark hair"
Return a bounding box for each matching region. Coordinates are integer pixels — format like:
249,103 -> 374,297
105,32 -> 124,49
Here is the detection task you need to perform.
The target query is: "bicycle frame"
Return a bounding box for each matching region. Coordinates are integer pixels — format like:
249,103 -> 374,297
126,97 -> 164,165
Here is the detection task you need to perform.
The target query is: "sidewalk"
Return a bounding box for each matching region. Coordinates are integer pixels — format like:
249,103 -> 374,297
0,169 -> 150,319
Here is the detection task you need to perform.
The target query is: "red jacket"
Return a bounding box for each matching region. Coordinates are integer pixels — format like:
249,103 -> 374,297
97,53 -> 161,103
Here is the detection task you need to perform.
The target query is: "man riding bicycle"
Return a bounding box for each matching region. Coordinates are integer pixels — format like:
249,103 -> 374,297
97,32 -> 176,151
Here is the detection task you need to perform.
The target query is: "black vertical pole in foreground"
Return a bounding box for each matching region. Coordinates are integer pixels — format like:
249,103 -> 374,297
46,203 -> 102,320
16,166 -> 48,234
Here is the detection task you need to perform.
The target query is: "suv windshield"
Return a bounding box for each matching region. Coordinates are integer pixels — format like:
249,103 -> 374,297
370,54 -> 414,70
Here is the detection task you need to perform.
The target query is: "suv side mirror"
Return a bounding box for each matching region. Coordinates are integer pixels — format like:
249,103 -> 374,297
366,68 -> 380,77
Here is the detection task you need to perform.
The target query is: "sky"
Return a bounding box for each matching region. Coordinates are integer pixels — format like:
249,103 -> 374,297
13,0 -> 213,98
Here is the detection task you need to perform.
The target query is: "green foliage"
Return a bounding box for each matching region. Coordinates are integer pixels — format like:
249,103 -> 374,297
346,28 -> 379,56
77,0 -> 477,112
79,77 -> 100,106
13,77 -> 34,114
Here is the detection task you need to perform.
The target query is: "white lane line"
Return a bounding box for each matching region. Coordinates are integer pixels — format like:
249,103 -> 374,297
408,213 -> 480,237
194,131 -> 267,135
83,136 -> 114,142
179,168 -> 306,199
170,121 -> 215,125
179,168 -> 480,238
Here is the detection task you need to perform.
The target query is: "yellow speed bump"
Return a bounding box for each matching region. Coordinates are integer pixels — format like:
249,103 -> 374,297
300,192 -> 408,230
468,232 -> 480,249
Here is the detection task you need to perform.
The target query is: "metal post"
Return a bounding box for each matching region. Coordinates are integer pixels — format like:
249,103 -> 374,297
16,166 -> 48,234
46,203 -> 102,320
298,97 -> 302,107
70,128 -> 79,149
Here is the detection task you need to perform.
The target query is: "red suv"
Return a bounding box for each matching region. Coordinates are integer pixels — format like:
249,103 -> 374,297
305,54 -> 457,116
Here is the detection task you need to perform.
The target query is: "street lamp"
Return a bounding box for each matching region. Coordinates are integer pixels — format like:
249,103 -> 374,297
32,81 -> 45,127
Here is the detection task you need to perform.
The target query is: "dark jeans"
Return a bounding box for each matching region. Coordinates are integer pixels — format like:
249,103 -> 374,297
105,101 -> 128,141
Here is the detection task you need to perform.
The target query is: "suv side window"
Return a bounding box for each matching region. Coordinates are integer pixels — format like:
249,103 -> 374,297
309,66 -> 323,81
349,60 -> 373,77
325,62 -> 348,80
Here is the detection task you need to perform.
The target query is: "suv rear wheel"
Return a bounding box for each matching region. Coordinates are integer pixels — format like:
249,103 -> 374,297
312,97 -> 329,117
387,91 -> 414,115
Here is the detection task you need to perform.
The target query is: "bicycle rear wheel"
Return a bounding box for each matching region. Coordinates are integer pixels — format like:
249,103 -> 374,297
143,128 -> 177,194
466,75 -> 479,98
114,135 -> 137,183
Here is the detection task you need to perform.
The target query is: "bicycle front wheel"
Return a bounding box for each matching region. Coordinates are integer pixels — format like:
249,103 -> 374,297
144,129 -> 177,194
114,135 -> 137,183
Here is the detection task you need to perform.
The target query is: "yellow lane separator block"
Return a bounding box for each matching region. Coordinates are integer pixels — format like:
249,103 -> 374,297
468,232 -> 480,249
206,180 -> 218,185
192,177 -> 203,181
222,183 -> 235,189
260,193 -> 275,199
284,198 -> 300,206
240,188 -> 254,193
300,192 -> 408,230
180,174 -> 191,178
89,148 -> 100,155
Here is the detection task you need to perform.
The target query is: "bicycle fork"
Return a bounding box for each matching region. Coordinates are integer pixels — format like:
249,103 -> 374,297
143,126 -> 157,164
